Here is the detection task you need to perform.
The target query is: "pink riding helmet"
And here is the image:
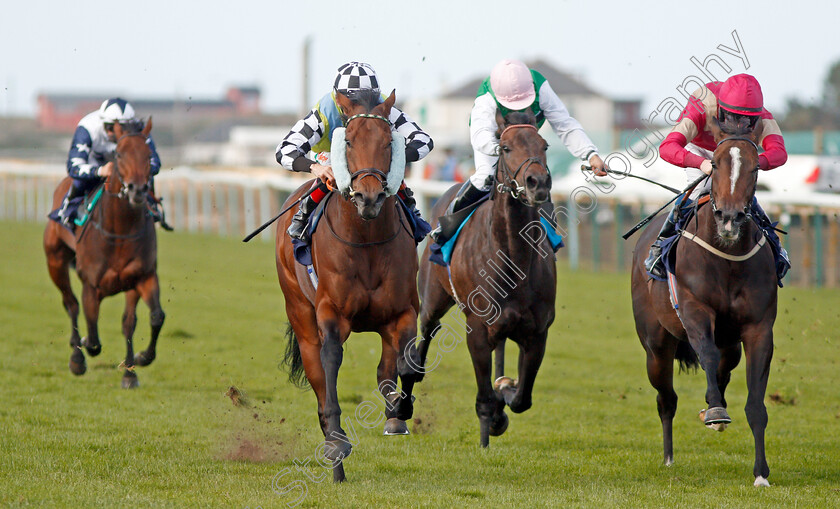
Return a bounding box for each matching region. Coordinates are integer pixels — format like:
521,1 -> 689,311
718,74 -> 764,116
490,59 -> 536,110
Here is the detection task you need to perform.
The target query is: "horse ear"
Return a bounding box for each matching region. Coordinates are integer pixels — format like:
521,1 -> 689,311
112,121 -> 125,138
334,91 -> 354,114
749,118 -> 764,144
142,116 -> 153,136
383,90 -> 396,110
710,116 -> 725,144
494,108 -> 506,138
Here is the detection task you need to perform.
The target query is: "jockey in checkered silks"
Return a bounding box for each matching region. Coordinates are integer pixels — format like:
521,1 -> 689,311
275,61 -> 434,242
56,98 -> 163,226
645,74 -> 791,286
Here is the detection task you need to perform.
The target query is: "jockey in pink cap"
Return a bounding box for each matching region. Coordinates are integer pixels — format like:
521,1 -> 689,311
430,59 -> 607,243
645,73 -> 790,284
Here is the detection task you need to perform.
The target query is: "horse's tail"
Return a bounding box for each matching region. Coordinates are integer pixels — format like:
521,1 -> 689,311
675,340 -> 699,373
282,323 -> 309,389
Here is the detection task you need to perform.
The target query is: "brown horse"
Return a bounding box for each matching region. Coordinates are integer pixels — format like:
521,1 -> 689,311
417,110 -> 555,447
631,125 -> 777,486
44,119 -> 165,389
276,91 -> 422,483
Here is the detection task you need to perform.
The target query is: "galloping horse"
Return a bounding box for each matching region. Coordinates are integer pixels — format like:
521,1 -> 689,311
276,91 -> 422,483
631,124 -> 778,486
44,119 -> 165,389
418,110 -> 555,447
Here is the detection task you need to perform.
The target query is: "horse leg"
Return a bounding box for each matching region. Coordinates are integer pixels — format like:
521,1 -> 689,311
465,323 -> 504,447
376,335 -> 408,436
46,243 -> 84,375
681,304 -> 729,425
134,274 -> 165,367
645,336 -> 679,466
505,332 -> 547,415
742,325 -> 774,486
379,309 -> 420,435
494,339 -> 505,381
120,289 -> 140,389
417,267 -> 455,380
80,283 -> 103,357
716,344 -> 742,413
316,304 -> 353,463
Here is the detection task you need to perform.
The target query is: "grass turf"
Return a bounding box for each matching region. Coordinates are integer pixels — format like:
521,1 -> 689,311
1,220 -> 838,508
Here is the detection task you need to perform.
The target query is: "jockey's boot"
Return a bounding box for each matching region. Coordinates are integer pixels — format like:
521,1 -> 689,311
288,182 -> 329,243
644,201 -> 681,279
750,198 -> 791,284
430,180 -> 489,244
397,184 -> 432,242
57,184 -> 84,225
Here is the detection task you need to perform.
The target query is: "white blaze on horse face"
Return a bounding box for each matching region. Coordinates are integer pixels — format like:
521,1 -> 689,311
729,146 -> 741,195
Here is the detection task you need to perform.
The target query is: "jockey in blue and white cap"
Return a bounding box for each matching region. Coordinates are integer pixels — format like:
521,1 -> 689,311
275,62 -> 434,243
56,98 -> 162,226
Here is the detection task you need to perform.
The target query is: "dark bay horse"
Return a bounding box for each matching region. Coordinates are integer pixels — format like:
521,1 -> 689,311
44,119 -> 165,389
276,91 -> 422,483
417,110 -> 556,447
631,126 -> 777,486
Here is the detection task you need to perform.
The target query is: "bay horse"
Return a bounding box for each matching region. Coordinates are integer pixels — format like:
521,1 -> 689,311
631,124 -> 777,486
417,110 -> 555,447
276,90 -> 422,483
44,119 -> 165,389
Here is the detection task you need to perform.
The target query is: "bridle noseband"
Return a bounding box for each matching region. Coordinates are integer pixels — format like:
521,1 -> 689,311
109,132 -> 151,200
343,113 -> 391,197
495,124 -> 549,203
709,135 -> 760,216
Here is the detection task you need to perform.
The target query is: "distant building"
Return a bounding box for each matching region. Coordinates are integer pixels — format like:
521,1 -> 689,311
36,86 -> 262,131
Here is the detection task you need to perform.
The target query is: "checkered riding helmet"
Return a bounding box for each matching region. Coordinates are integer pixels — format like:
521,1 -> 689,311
98,97 -> 136,124
333,62 -> 380,97
717,74 -> 763,132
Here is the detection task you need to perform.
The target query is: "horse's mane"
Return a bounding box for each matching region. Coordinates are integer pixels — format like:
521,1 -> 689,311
120,119 -> 146,136
503,110 -> 537,128
340,89 -> 384,118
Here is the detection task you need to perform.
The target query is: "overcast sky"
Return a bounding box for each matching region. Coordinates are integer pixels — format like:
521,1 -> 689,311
2,0 -> 838,119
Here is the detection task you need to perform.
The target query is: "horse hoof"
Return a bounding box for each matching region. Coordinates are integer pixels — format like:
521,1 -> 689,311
323,439 -> 352,461
383,418 -> 410,436
134,351 -> 155,367
121,372 -> 139,389
754,476 -> 770,487
69,350 -> 87,376
493,376 -> 517,392
701,407 -> 731,429
488,412 -> 509,437
81,337 -> 102,357
664,457 -> 674,467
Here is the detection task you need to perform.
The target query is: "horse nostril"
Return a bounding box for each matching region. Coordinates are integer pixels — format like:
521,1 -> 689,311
526,175 -> 538,189
140,183 -> 149,194
735,211 -> 746,223
127,183 -> 135,191
714,210 -> 723,220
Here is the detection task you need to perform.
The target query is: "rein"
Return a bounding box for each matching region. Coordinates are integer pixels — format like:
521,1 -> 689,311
323,199 -> 409,248
495,124 -> 548,203
343,113 -> 392,198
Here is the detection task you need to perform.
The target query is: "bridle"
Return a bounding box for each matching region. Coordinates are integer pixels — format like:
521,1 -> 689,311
709,135 -> 760,217
107,132 -> 152,200
495,124 -> 549,204
342,113 -> 391,198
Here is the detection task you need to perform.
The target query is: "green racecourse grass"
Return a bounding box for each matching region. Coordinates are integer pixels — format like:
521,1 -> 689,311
1,219 -> 839,508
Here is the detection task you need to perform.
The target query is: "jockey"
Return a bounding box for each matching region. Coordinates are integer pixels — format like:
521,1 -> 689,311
276,61 -> 434,242
56,98 -> 162,225
430,59 -> 607,242
645,73 -> 791,283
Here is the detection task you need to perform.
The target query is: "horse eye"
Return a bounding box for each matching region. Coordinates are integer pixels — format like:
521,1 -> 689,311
345,139 -> 353,149
501,145 -> 511,153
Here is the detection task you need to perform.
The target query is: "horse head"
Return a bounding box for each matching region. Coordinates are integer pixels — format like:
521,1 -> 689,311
112,118 -> 153,208
334,90 -> 401,221
495,109 -> 551,206
709,119 -> 763,244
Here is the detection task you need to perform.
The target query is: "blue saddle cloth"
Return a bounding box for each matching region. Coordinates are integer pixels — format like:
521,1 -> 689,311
429,205 -> 564,267
292,194 -> 431,267
47,185 -> 104,233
